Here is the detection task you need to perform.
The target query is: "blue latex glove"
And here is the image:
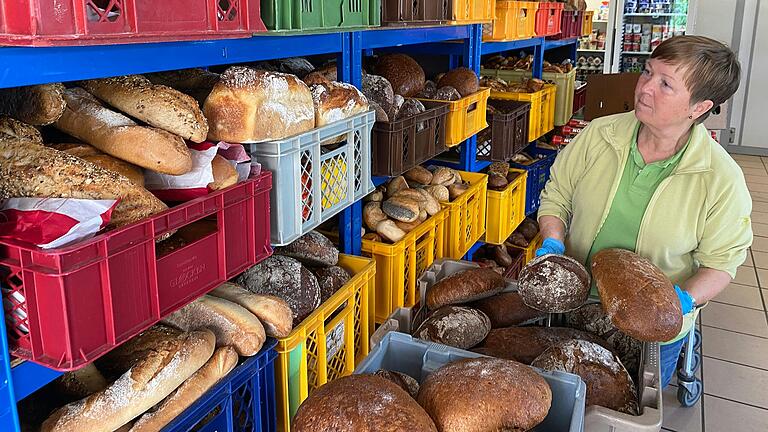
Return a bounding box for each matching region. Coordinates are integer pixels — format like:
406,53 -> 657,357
675,285 -> 695,315
535,238 -> 565,257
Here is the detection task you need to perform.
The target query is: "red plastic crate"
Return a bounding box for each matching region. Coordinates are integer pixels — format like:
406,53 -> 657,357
0,171 -> 272,371
534,2 -> 563,37
0,0 -> 266,46
551,10 -> 583,39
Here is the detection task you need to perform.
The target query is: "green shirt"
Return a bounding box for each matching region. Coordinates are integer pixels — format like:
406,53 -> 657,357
587,124 -> 690,294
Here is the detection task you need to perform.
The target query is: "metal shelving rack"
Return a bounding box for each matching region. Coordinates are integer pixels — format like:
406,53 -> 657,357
0,26 -> 578,431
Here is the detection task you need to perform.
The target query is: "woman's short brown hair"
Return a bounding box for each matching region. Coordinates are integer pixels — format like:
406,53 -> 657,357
651,35 -> 740,121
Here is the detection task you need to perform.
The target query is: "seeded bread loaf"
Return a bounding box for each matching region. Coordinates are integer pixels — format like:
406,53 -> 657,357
0,83 -> 66,125
49,142 -> 145,186
0,116 -> 42,142
145,69 -> 221,106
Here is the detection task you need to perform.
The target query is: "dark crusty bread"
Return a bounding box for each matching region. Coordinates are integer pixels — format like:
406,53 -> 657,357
373,54 -> 426,97
469,291 -> 547,328
566,303 -> 642,375
274,231 -> 339,266
413,306 -> 491,350
0,83 -> 66,125
417,357 -> 551,432
592,248 -> 683,342
0,116 -> 42,143
518,254 -> 590,313
292,374 -> 438,432
312,265 -> 351,303
473,326 -> 613,364
361,74 -> 395,111
532,339 -> 638,414
236,255 -> 321,327
373,370 -> 420,399
0,139 -> 167,229
426,268 -> 506,310
436,67 -> 479,97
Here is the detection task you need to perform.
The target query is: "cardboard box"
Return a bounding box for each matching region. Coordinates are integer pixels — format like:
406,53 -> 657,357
584,73 -> 640,120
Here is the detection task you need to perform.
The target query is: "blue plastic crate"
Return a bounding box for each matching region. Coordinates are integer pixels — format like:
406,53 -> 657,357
162,338 -> 278,432
511,146 -> 558,215
356,332 -> 586,432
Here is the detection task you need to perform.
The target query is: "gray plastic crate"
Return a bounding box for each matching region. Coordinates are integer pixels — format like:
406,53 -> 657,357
356,332 -> 587,432
245,110 -> 375,246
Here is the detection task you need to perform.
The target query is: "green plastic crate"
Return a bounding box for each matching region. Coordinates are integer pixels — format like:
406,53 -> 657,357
262,0 -> 381,31
481,67 -> 576,126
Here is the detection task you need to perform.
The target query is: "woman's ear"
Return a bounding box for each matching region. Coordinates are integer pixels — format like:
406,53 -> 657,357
691,99 -> 715,121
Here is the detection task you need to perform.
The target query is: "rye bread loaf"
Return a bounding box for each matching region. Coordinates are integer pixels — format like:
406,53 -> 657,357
208,282 -> 293,338
236,255 -> 321,326
0,116 -> 42,143
361,74 -> 395,117
0,139 -> 167,229
80,75 -> 209,142
469,291 -> 547,328
417,357 -> 551,432
49,142 -> 145,186
42,328 -> 215,432
373,370 -> 420,399
145,69 -> 221,106
566,303 -> 642,375
436,68 -> 479,97
592,248 -> 683,342
532,339 -> 638,414
292,374 -> 438,432
425,268 -> 505,310
373,54 -> 426,97
0,83 -> 66,125
518,254 -> 590,313
413,306 -> 491,350
473,326 -> 613,364
274,231 -> 339,266
312,265 -> 351,303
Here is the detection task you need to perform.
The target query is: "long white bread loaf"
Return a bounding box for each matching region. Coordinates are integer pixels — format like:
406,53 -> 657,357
162,295 -> 266,356
129,346 -> 238,432
0,139 -> 167,229
209,282 -> 293,338
40,329 -> 215,432
0,83 -> 66,125
54,88 -> 192,175
80,75 -> 209,143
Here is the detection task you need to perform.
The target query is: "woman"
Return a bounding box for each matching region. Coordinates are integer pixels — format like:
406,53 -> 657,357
535,35 -> 752,388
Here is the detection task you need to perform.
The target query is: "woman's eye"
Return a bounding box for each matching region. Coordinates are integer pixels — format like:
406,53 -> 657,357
662,80 -> 671,88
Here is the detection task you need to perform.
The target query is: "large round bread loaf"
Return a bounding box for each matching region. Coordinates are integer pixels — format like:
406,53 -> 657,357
373,54 -> 426,97
312,265 -> 351,303
203,67 -> 315,143
417,357 -> 551,432
209,282 -> 293,338
436,67 -> 479,97
469,291 -> 547,328
425,268 -> 505,310
592,248 -> 683,342
274,231 -> 339,266
373,370 -> 420,398
292,374 -> 437,432
473,326 -> 613,364
532,339 -> 638,414
412,306 -> 491,350
518,254 -> 590,313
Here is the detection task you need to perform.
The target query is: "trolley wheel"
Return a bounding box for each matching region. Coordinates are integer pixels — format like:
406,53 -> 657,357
693,328 -> 702,351
677,378 -> 702,407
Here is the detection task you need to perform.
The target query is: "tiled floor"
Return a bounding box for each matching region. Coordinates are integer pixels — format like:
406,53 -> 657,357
661,154 -> 768,432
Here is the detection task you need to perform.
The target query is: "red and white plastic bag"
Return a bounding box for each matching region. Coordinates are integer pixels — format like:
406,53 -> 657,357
144,142 -> 219,201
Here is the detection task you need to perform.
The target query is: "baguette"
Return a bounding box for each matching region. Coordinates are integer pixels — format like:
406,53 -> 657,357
162,295 -> 266,356
0,116 -> 42,143
80,75 -> 209,143
0,139 -> 167,229
42,328 -> 215,432
49,143 -> 145,186
129,346 -> 238,432
0,83 -> 66,125
209,282 -> 293,338
54,88 -> 192,175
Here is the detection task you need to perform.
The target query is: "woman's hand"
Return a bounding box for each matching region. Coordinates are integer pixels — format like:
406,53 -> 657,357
674,285 -> 695,315
678,267 -> 733,313
536,238 -> 565,257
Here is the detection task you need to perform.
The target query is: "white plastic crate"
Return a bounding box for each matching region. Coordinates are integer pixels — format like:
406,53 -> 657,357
245,110 -> 375,246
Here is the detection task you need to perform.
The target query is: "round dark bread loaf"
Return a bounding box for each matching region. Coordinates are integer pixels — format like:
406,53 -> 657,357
592,248 -> 683,342
426,268 -> 505,310
566,303 -> 642,375
518,254 -> 590,313
532,339 -> 639,414
362,74 -> 395,109
374,54 -> 425,97
412,306 -> 491,350
312,265 -> 351,303
236,255 -> 321,326
437,67 -> 479,97
292,374 -> 437,432
373,370 -> 420,398
469,291 -> 547,328
434,86 -> 461,101
473,326 -> 613,364
417,357 -> 551,432
275,231 -> 339,267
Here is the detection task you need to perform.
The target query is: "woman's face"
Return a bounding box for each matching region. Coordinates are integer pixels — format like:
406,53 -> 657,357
634,59 -> 695,129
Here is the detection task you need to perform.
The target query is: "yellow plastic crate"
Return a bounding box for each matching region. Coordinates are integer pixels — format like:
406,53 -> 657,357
484,68 -> 575,126
275,254 -> 375,432
508,232 -> 543,264
451,0 -> 496,22
485,168 -> 527,245
361,208 -> 448,323
484,1 -> 538,41
416,87 -> 490,147
442,171 -> 488,258
582,10 -> 594,36
490,84 -> 556,141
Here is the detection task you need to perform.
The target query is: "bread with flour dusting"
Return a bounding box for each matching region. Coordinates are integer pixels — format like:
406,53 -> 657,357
412,306 -> 490,350
517,254 -> 590,313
